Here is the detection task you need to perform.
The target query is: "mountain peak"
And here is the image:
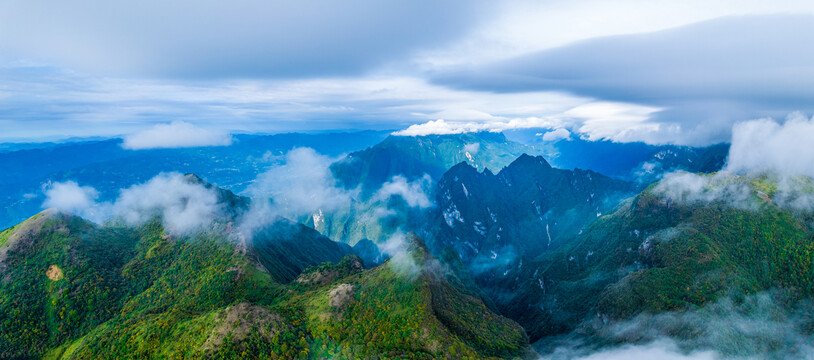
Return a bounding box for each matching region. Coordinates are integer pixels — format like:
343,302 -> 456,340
509,153 -> 552,170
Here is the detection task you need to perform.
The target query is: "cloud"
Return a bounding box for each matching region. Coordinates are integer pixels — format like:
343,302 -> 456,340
121,121 -> 233,150
377,233 -> 421,277
545,339 -> 716,360
42,181 -> 108,222
544,291 -> 814,359
565,102 -> 664,142
726,112 -> 814,179
113,173 -> 225,234
392,117 -> 564,136
435,14 -> 814,145
463,142 -> 480,154
243,148 -> 355,225
653,113 -> 814,210
373,175 -> 433,208
541,128 -> 571,142
0,0 -> 489,78
653,171 -> 753,209
597,292 -> 814,359
42,173 -> 225,234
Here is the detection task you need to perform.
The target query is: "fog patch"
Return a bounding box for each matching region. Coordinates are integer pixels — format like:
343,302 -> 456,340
540,291 -> 814,359
373,175 -> 433,208
601,292 -> 813,359
122,121 -> 233,150
542,339 -> 716,360
653,171 -> 754,209
378,233 -> 421,277
463,142 -> 480,154
237,147 -> 358,239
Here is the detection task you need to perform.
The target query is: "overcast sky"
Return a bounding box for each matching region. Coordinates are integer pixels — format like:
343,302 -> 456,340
2,0 -> 814,145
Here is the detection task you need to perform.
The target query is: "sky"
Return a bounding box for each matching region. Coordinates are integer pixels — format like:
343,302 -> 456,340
2,0 -> 814,145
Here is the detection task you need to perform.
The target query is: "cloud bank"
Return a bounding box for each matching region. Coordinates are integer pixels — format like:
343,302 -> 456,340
0,0 -> 488,78
726,112 -> 814,179
392,117 -> 564,136
654,113 -> 814,210
122,121 -> 233,150
435,14 -> 814,145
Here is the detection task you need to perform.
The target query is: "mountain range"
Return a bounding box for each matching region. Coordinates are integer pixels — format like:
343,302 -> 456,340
3,130 -> 811,359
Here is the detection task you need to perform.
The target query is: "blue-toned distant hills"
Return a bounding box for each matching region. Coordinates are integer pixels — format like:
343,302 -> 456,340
504,129 -> 729,181
0,130 -> 730,230
0,131 -> 390,230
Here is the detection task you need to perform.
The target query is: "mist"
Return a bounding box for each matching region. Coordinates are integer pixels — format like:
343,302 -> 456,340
653,113 -> 814,211
539,290 -> 814,359
245,147 -> 354,219
726,113 -> 814,179
42,172 -> 225,235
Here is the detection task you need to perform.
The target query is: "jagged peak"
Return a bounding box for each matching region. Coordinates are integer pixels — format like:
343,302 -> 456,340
508,153 -> 552,170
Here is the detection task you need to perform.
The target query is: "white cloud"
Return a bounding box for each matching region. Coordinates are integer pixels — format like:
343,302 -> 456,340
121,121 -> 233,150
653,171 -> 754,209
391,100 -> 662,140
373,175 -> 433,208
114,173 -> 224,234
726,112 -> 814,179
565,102 -> 664,143
245,147 -> 355,219
463,142 -> 480,154
541,128 -> 571,141
392,117 -> 564,136
420,0 -> 814,69
42,173 -> 225,234
42,181 -> 108,222
653,113 -> 814,211
551,339 -> 716,360
377,233 -> 421,277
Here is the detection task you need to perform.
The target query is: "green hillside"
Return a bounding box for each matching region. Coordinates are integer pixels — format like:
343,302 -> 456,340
518,175 -> 814,353
0,209 -> 532,359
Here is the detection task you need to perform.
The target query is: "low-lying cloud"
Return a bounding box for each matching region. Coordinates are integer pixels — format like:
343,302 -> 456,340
42,172 -> 224,234
373,175 -> 433,208
245,147 -> 355,218
543,339 -> 716,360
654,113 -> 814,211
726,112 -> 814,179
463,142 -> 480,154
122,121 -> 233,150
542,291 -> 814,359
235,147 -> 358,239
654,171 -> 753,209
377,233 -> 421,277
42,181 -> 107,223
113,173 -> 225,234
